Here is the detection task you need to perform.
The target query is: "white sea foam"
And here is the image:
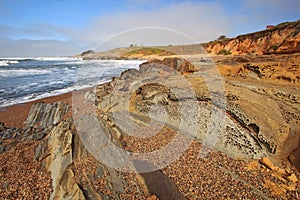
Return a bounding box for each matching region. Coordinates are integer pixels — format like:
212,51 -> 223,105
0,57 -> 33,61
0,59 -> 144,108
0,60 -> 19,66
9,60 -> 19,64
0,69 -> 52,77
0,78 -> 111,108
0,61 -> 9,66
0,57 -> 82,62
34,57 -> 82,61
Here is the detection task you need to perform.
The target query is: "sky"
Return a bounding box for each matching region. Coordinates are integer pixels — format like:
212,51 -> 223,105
0,0 -> 299,57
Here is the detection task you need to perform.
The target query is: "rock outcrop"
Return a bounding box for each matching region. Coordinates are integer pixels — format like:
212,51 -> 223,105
31,103 -> 159,199
205,20 -> 300,55
140,57 -> 198,75
218,53 -> 300,84
94,55 -> 300,171
0,53 -> 300,199
0,102 -> 160,199
95,58 -> 287,161
0,102 -> 69,154
92,57 -> 300,198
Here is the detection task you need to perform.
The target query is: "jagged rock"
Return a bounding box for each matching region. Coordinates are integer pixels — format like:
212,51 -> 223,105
0,122 -> 5,131
141,57 -> 197,74
120,68 -> 139,80
0,123 -> 24,153
287,173 -> 298,184
32,102 -> 152,199
24,102 -> 69,129
52,168 -> 85,200
42,121 -> 74,199
0,145 -> 9,154
16,102 -> 70,142
34,139 -> 48,162
260,157 -> 286,174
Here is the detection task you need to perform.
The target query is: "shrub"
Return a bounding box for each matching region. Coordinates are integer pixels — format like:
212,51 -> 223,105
276,21 -> 290,27
293,29 -> 300,37
271,45 -> 278,51
80,50 -> 95,56
217,35 -> 227,41
123,48 -> 174,57
217,49 -> 232,55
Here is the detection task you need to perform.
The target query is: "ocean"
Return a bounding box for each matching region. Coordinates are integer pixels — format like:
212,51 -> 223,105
0,57 -> 145,108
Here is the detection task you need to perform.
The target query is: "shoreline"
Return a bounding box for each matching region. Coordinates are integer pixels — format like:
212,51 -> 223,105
0,92 -> 73,128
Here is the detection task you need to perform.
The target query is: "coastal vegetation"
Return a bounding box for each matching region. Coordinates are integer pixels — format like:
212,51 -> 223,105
122,47 -> 174,57
217,49 -> 232,55
80,49 -> 95,56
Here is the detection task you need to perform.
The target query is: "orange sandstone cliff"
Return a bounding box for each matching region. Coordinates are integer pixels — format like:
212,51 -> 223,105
205,20 -> 300,55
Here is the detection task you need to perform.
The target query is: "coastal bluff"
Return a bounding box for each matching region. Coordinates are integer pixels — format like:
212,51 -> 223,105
0,56 -> 300,199
205,20 -> 300,55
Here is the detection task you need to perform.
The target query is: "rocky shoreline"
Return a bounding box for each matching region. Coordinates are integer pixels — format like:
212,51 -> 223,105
0,55 -> 300,199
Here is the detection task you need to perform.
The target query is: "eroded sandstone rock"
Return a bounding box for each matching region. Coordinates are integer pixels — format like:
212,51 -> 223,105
205,20 -> 300,55
95,58 -> 300,171
141,57 -> 198,74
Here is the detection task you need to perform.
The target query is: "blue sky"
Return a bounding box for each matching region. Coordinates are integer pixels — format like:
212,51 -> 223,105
0,0 -> 299,57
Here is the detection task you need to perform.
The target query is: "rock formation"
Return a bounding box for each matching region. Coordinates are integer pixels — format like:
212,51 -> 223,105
205,20 -> 300,55
0,55 -> 299,199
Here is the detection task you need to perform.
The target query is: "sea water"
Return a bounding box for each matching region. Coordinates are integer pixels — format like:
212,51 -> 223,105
0,57 -> 145,108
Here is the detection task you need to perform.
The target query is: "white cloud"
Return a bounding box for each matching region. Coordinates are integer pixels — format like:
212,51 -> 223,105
0,1 -> 232,56
73,1 -> 231,51
3,0 -> 298,56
